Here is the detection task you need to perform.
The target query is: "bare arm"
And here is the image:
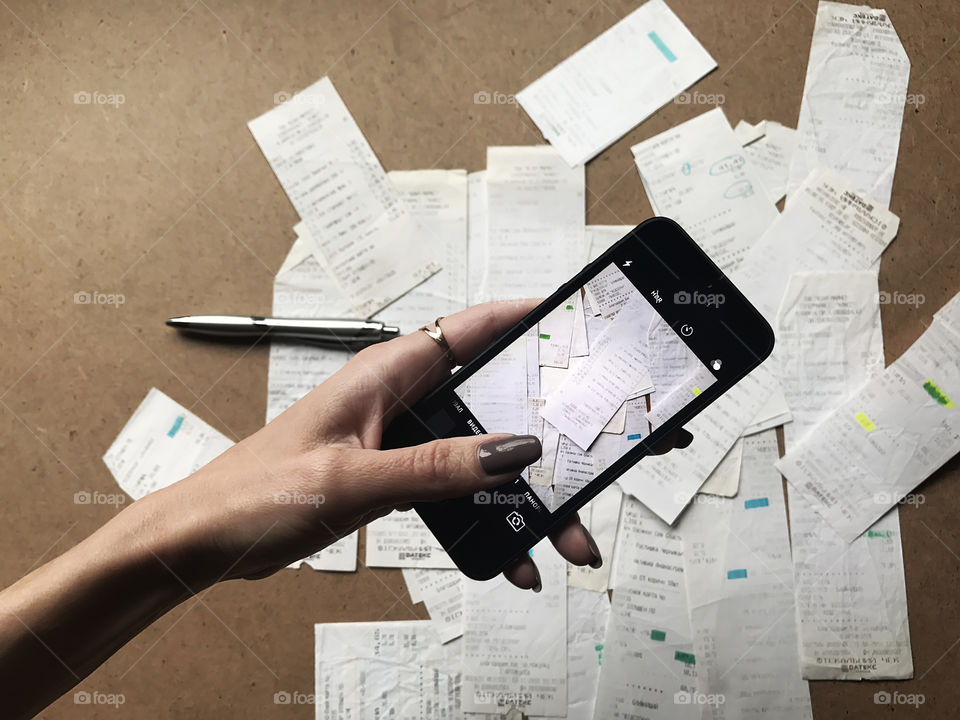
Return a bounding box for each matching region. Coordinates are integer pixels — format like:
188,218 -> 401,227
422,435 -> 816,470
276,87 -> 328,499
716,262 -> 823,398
1,301 -> 628,717
0,491 -> 205,717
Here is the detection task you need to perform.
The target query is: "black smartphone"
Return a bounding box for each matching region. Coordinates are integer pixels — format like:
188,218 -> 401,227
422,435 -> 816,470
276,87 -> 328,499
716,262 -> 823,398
381,217 -> 774,580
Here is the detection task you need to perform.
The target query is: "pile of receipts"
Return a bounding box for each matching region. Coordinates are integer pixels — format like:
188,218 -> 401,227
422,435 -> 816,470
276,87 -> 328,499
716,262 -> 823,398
101,0 -> 960,717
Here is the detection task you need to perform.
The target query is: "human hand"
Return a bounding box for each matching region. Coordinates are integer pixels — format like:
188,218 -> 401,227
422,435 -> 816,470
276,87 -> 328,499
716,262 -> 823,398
136,300 -> 692,591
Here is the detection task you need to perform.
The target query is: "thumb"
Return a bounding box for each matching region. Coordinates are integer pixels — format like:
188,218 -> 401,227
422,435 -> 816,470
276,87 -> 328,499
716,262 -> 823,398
355,434 -> 542,506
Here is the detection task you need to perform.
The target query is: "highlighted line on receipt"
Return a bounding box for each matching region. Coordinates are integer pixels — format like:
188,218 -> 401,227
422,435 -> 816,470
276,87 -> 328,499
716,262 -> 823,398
855,411 -> 877,432
648,31 -> 677,62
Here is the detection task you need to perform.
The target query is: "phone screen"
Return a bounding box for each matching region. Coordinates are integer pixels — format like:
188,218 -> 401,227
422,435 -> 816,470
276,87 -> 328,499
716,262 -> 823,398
453,259 -> 720,517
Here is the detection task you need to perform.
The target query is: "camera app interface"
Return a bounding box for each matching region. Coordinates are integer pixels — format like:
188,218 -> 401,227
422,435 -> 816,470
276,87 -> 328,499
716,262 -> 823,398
454,262 -> 717,513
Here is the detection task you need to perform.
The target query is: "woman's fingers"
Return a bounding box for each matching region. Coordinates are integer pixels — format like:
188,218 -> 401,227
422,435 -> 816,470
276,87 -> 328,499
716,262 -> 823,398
548,514 -> 602,569
503,554 -> 542,592
331,434 -> 542,508
649,427 -> 694,455
503,513 -> 603,591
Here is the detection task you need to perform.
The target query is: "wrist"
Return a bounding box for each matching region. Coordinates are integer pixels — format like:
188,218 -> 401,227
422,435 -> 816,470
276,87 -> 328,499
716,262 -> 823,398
104,485 -> 220,597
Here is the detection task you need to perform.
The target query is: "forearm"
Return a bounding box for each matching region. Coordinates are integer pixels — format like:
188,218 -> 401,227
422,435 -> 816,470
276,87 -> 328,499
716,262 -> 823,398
0,490 -> 213,718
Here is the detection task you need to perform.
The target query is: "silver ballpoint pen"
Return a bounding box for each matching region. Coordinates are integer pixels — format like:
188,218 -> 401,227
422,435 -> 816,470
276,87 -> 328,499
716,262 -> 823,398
166,315 -> 401,348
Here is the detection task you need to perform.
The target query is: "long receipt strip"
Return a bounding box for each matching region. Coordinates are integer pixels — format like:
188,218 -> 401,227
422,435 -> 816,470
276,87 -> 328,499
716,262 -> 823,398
777,271 -> 885,448
466,171 -> 488,305
530,588 -> 610,720
517,0 -> 716,166
786,2 -> 910,208
777,272 -> 918,678
790,500 -> 912,679
592,496 -> 698,719
461,543 -> 567,716
778,288 -> 960,542
248,77 -> 439,317
683,431 -> 813,717
103,389 -> 357,571
477,146 -> 584,301
313,621 -> 465,719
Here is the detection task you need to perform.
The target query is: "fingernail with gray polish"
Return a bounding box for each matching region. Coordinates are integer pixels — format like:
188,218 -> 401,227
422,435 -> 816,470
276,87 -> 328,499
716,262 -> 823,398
478,435 -> 542,476
677,429 -> 694,449
584,527 -> 603,569
532,563 -> 542,593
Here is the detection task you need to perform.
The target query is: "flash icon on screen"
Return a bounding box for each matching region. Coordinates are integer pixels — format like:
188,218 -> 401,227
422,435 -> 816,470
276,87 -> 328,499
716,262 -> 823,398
711,359 -> 722,371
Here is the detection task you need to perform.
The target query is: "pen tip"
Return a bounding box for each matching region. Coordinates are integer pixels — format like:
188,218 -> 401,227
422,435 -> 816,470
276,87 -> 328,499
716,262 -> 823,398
166,317 -> 185,327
